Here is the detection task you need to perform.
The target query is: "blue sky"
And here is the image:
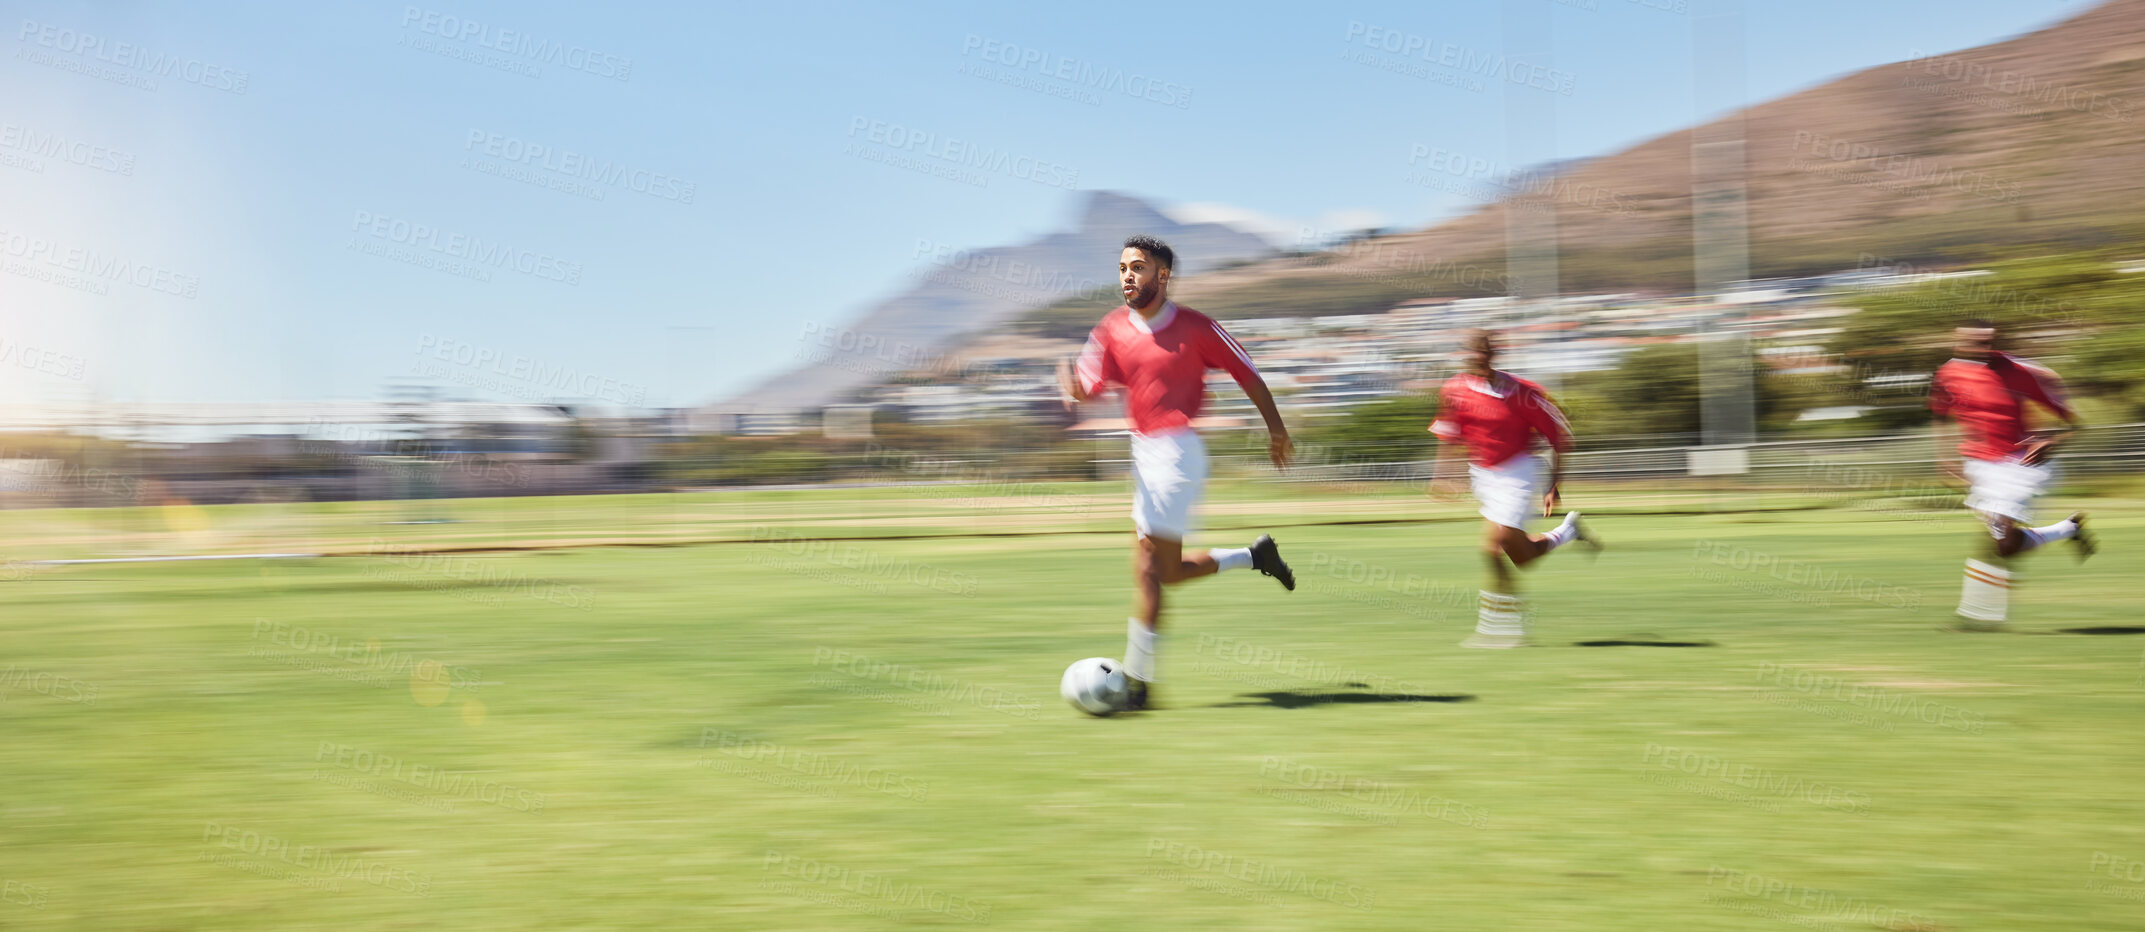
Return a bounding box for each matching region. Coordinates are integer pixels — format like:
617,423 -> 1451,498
0,0 -> 2100,412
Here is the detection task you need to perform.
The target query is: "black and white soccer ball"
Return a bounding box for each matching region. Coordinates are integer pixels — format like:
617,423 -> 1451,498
1060,657 -> 1130,716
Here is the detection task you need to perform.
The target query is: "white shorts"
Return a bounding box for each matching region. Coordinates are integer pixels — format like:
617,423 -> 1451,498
1964,457 -> 2053,529
1130,429 -> 1207,540
1470,452 -> 1540,530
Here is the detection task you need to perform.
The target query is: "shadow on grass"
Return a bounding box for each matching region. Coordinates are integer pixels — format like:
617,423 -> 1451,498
2056,626 -> 2145,636
1574,639 -> 1717,648
1212,691 -> 1476,709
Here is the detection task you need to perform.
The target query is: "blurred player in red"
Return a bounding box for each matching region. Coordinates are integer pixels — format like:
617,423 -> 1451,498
1056,235 -> 1295,710
1428,329 -> 1597,648
1930,319 -> 2095,631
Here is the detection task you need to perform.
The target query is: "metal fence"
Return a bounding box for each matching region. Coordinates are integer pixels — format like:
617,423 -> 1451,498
1221,423 -> 2145,486
5,424 -> 2138,510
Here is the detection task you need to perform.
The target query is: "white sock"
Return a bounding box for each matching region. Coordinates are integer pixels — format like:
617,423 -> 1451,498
1211,547 -> 1253,572
1541,512 -> 1581,551
1124,618 -> 1158,682
1476,591 -> 1525,637
2018,518 -> 2077,551
1957,559 -> 2010,624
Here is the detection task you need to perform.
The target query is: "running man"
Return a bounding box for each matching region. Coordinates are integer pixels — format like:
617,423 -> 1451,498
1428,329 -> 1596,648
1931,319 -> 2095,631
1055,235 -> 1296,710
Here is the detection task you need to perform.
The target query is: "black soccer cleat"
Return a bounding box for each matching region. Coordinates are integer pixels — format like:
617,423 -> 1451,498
1123,677 -> 1153,712
2071,512 -> 2096,562
1250,534 -> 1294,591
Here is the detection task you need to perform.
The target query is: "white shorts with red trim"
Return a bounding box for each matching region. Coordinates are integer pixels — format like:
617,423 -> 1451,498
1963,457 -> 2053,529
1130,429 -> 1207,540
1470,452 -> 1540,530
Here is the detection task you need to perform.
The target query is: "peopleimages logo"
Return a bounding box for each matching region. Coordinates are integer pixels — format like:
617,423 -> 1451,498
1690,539 -> 1922,610
910,238 -> 1107,300
699,729 -> 929,801
1258,757 -> 1490,828
1787,131 -> 2021,203
0,452 -> 133,498
1405,144 -> 1634,215
1754,663 -> 1985,734
1343,21 -> 1575,95
1,879 -> 49,910
0,229 -> 201,298
413,334 -> 648,406
1144,838 -> 1376,910
360,543 -> 595,611
752,527 -> 981,597
1640,744 -> 1871,813
761,850 -> 991,924
809,647 -> 1043,720
1194,633 -> 1429,695
1904,50 -> 2131,124
200,822 -> 434,896
958,34 -> 1192,109
398,8 -> 631,81
1855,252 -> 2084,327
0,122 -> 136,175
0,665 -> 97,704
249,618 -> 492,693
16,19 -> 251,93
1705,867 -> 1934,929
314,742 -> 545,812
348,211 -> 582,285
463,130 -> 695,203
844,116 -> 1080,189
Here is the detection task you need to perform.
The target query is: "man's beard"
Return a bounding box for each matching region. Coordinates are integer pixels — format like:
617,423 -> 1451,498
1127,281 -> 1160,309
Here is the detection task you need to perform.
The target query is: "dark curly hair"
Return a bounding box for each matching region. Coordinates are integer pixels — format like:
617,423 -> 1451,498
1122,235 -> 1175,271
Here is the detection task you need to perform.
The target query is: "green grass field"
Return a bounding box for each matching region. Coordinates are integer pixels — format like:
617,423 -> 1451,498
2,482 -> 2142,929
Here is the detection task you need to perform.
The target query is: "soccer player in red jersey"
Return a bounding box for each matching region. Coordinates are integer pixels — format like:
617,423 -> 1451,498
1054,235 -> 1296,710
1427,329 -> 1596,648
1930,320 -> 2095,630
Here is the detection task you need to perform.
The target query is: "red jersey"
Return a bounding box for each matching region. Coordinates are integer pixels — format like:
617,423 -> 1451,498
1930,354 -> 2071,462
1075,302 -> 1262,436
1430,371 -> 1572,468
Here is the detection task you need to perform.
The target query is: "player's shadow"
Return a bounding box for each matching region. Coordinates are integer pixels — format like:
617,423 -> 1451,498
1213,691 -> 1475,710
1574,638 -> 1716,647
2055,626 -> 2145,636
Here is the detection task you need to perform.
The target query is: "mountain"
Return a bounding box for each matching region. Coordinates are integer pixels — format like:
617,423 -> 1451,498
720,191 -> 1276,413
729,0 -> 2145,412
1169,0 -> 2145,312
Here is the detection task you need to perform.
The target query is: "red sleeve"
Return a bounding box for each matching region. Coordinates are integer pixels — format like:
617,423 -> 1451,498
1075,326 -> 1120,398
1928,366 -> 1954,418
1518,386 -> 1573,452
1429,382 -> 1464,442
2014,360 -> 2074,421
1198,317 -> 1261,387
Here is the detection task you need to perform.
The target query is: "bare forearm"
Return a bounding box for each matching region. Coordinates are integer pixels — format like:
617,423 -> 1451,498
1932,419 -> 1960,473
2047,411 -> 2081,441
1055,358 -> 1091,404
1433,443 -> 1464,482
1241,377 -> 1288,438
2025,412 -> 2080,465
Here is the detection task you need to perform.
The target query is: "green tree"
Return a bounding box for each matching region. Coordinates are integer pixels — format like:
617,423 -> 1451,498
1293,395 -> 1438,466
1826,253 -> 2145,422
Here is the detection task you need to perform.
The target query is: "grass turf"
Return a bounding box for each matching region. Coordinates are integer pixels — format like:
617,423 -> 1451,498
1,486 -> 2141,929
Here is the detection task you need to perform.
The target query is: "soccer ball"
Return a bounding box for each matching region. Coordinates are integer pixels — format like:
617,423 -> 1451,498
1060,657 -> 1130,716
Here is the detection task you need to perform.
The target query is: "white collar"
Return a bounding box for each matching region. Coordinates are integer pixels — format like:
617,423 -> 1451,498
1128,300 -> 1178,334
1465,371 -> 1508,398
